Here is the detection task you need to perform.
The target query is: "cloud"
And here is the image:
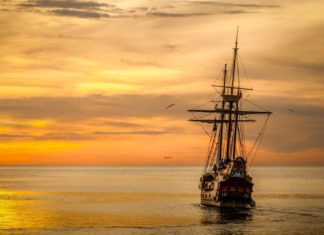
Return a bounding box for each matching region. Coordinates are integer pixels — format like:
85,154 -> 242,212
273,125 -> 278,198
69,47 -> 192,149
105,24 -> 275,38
0,129 -> 168,141
94,130 -> 168,135
19,0 -> 113,10
0,134 -> 33,139
0,120 -> 29,129
34,132 -> 93,140
189,1 -> 280,9
0,94 -> 190,121
132,7 -> 149,12
17,0 -> 114,18
94,120 -> 144,128
222,10 -> 256,14
50,9 -> 109,18
146,1 -> 281,18
243,95 -> 324,151
144,1 -> 280,18
146,11 -> 211,18
37,33 -> 92,41
0,94 -> 187,142
9,0 -> 281,19
120,59 -> 161,67
0,132 -> 92,141
0,129 -> 169,141
0,93 -> 323,151
163,44 -> 178,52
258,23 -> 324,76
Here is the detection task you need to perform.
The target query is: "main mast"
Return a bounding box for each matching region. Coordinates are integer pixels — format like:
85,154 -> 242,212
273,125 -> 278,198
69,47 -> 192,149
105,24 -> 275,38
188,29 -> 272,173
232,27 -> 240,160
225,27 -> 239,161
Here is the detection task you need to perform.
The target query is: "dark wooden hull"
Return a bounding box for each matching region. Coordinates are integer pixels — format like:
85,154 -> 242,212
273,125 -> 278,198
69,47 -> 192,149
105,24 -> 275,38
201,177 -> 254,208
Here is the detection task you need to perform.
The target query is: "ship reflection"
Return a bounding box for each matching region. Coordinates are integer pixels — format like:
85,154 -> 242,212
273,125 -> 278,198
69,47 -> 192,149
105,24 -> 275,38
200,206 -> 253,225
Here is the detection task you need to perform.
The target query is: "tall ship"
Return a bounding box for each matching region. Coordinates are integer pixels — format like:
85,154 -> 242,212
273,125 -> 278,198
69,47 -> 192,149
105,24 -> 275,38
188,30 -> 272,208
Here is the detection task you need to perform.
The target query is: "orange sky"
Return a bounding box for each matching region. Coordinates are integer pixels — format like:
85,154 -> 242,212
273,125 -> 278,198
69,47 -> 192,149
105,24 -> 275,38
0,0 -> 323,165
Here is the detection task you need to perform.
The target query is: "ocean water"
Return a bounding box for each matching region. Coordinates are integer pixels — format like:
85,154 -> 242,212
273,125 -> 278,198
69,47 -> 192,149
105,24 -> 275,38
0,166 -> 323,234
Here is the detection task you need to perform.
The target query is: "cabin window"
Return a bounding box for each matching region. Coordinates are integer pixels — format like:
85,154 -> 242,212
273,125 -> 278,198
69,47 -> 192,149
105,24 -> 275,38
238,187 -> 243,192
222,186 -> 228,191
230,186 -> 236,192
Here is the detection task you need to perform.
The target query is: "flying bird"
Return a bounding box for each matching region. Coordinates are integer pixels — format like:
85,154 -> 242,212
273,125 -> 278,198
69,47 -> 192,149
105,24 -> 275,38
164,156 -> 173,160
166,103 -> 175,109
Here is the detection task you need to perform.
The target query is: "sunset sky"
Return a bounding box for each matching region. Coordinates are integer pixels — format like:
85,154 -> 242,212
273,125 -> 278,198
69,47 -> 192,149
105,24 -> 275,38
0,0 -> 323,165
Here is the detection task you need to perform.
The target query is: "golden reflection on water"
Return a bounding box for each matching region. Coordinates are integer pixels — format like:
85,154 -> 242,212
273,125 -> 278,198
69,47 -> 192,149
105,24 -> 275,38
0,190 -> 199,230
0,191 -> 17,228
0,190 -> 52,229
44,191 -> 199,227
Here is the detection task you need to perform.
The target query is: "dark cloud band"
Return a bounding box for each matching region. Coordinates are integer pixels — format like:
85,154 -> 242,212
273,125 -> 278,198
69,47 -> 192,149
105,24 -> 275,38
10,0 -> 281,19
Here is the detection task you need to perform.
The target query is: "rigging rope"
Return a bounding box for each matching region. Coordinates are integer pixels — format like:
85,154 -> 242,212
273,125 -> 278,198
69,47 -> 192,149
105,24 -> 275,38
191,111 -> 211,138
245,99 -> 270,112
247,114 -> 270,168
238,54 -> 253,98
240,102 -> 246,157
205,127 -> 218,173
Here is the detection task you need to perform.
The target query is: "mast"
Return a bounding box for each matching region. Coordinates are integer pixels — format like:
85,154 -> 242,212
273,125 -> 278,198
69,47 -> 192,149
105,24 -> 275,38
231,27 -> 239,93
225,27 -> 239,160
216,64 -> 227,165
232,28 -> 240,159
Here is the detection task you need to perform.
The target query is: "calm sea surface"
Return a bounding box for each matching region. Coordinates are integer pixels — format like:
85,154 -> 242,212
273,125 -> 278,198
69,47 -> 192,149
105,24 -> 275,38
0,166 -> 323,234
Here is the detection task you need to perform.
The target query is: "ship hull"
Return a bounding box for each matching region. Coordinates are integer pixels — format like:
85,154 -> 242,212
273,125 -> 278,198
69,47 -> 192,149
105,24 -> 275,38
201,199 -> 252,208
200,173 -> 254,209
